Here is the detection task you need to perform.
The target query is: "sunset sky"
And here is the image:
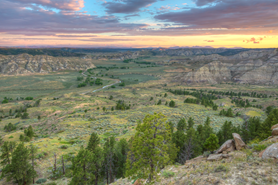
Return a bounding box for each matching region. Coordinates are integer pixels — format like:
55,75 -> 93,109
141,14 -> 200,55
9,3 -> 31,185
0,0 -> 277,48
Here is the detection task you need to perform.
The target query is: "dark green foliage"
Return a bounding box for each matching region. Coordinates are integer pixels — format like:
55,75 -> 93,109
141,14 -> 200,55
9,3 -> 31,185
187,117 -> 195,129
204,134 -> 219,152
70,146 -> 95,185
20,126 -> 35,142
169,100 -> 175,107
4,123 -> 16,132
86,133 -> 103,185
266,106 -> 274,115
95,78 -> 103,85
36,178 -> 47,184
164,93 -> 167,97
150,97 -> 153,101
2,99 -> 9,104
114,138 -> 129,179
259,109 -> 278,140
78,82 -> 87,88
177,118 -> 187,131
217,121 -> 239,145
3,143 -> 37,185
115,100 -> 130,110
219,108 -> 234,117
240,117 -> 261,143
102,137 -> 116,184
157,99 -> 162,105
126,113 -> 177,183
77,76 -> 84,81
196,117 -> 214,152
25,97 -> 33,100
21,112 -> 29,119
119,82 -> 125,86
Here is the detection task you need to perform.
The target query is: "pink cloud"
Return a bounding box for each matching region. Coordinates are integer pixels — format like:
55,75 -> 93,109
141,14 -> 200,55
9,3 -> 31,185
243,37 -> 265,44
10,0 -> 84,11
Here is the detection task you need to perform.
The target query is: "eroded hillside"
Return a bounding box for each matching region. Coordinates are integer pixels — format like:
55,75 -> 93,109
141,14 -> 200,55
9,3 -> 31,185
0,54 -> 96,75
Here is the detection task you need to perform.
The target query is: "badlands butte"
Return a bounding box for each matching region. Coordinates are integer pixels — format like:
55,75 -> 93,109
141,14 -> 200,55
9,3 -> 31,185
0,48 -> 278,85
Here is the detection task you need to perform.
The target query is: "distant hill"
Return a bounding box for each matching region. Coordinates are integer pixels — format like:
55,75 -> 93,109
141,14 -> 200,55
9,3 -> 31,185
0,48 -> 86,57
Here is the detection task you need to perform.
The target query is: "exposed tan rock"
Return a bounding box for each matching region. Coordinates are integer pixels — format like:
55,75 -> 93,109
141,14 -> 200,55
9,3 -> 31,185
272,128 -> 278,136
207,154 -> 223,161
0,54 -> 95,75
271,124 -> 278,130
232,133 -> 246,150
262,143 -> 278,159
181,61 -> 232,84
215,139 -> 236,154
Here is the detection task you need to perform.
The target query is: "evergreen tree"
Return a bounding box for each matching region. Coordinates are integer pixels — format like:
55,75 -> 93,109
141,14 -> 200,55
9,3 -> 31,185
204,134 -> 219,153
5,143 -> 37,185
103,137 -> 116,184
169,100 -> 175,107
126,113 -> 176,183
240,117 -> 261,143
226,108 -> 234,117
187,117 -> 195,129
114,138 -> 129,179
217,121 -> 238,145
70,146 -> 95,185
177,118 -> 187,131
29,144 -> 37,184
177,128 -> 202,164
259,109 -> 278,140
86,133 -> 103,185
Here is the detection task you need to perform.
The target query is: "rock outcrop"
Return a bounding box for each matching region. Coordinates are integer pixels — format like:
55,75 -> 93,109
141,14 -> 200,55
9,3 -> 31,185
207,154 -> 231,161
272,128 -> 278,136
215,139 -> 235,154
178,61 -> 232,84
232,133 -> 246,150
0,54 -> 96,75
262,143 -> 278,159
174,49 -> 278,85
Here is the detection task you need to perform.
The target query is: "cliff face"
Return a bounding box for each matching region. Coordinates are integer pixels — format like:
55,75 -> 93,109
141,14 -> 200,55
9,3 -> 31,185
174,49 -> 278,85
0,54 -> 95,75
175,61 -> 232,84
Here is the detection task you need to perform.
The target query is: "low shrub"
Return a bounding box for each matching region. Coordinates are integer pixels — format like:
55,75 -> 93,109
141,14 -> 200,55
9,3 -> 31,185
36,178 -> 47,184
162,170 -> 175,178
214,165 -> 228,173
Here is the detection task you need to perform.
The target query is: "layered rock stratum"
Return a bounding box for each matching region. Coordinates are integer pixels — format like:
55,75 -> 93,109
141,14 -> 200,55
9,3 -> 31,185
0,54 -> 95,75
174,49 -> 278,85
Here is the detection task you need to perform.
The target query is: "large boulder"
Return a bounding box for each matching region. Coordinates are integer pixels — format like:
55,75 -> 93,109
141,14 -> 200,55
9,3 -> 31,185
271,124 -> 278,130
232,133 -> 246,150
262,143 -> 278,159
207,154 -> 223,161
272,128 -> 278,136
215,139 -> 235,154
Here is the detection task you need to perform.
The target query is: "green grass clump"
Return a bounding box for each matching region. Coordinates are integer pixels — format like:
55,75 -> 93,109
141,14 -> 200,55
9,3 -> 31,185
162,170 -> 175,178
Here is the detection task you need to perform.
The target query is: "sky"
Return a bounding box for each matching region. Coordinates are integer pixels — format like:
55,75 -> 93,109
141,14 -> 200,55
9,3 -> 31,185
0,0 -> 278,48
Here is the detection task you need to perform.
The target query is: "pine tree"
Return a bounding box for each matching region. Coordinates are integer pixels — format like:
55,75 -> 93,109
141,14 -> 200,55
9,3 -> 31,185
29,144 -> 37,184
177,128 -> 202,164
259,109 -> 278,140
126,113 -> 176,183
70,146 -> 95,185
204,134 -> 219,153
103,137 -> 116,184
6,143 -> 37,185
177,118 -> 187,132
86,133 -> 103,185
114,138 -> 129,179
187,117 -> 195,129
169,100 -> 175,107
